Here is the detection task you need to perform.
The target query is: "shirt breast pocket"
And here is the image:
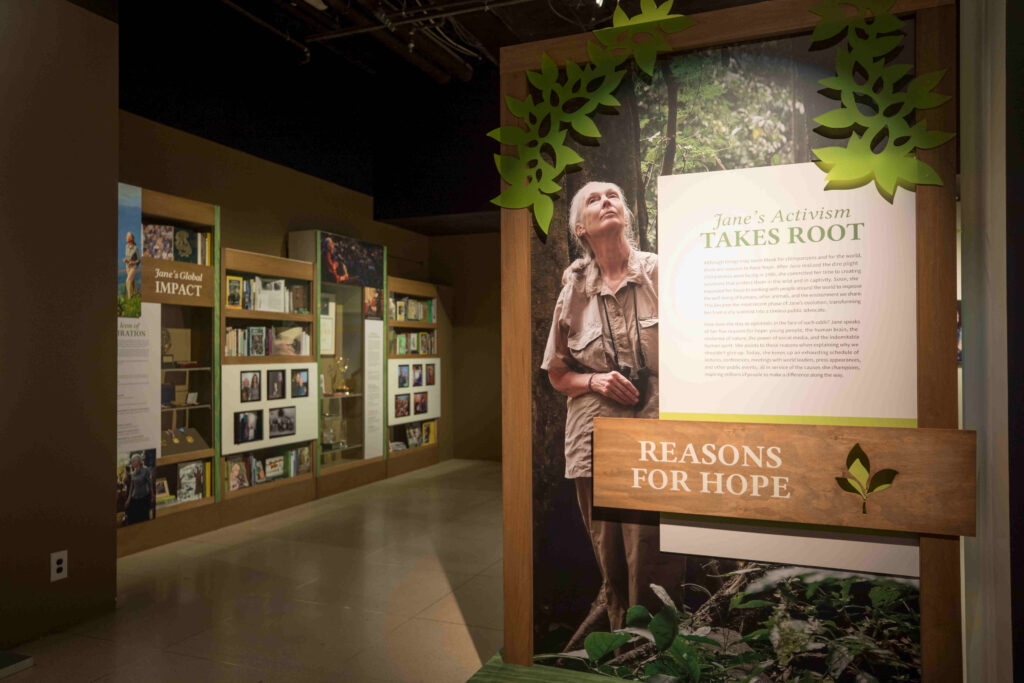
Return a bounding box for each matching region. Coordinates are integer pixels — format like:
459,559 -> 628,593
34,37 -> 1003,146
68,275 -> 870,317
638,317 -> 658,372
568,324 -> 608,372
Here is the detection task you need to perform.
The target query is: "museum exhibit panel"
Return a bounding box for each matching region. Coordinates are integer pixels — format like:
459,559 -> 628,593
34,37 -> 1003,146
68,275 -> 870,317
496,1 -> 975,681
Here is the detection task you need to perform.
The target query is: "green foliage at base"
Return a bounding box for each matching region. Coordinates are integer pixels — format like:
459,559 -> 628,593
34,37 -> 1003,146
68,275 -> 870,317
117,293 -> 141,318
809,0 -> 954,201
538,567 -> 921,681
489,0 -> 695,233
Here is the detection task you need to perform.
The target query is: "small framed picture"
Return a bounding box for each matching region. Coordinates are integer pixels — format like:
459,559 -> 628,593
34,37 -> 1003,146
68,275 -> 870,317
234,410 -> 263,444
398,364 -> 410,388
395,393 -> 410,418
269,406 -> 297,439
414,391 -> 428,415
267,370 -> 285,400
291,369 -> 309,397
240,371 -> 261,403
412,364 -> 423,387
426,363 -> 435,386
155,477 -> 170,497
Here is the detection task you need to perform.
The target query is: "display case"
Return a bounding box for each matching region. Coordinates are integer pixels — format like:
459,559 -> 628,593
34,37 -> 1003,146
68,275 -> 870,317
116,186 -> 220,552
219,248 -> 317,498
386,275 -> 442,475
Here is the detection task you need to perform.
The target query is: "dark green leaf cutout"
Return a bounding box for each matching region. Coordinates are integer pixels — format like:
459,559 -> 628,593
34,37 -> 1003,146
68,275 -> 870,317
868,468 -> 898,493
584,631 -> 631,662
489,1 -> 695,233
810,0 -> 954,201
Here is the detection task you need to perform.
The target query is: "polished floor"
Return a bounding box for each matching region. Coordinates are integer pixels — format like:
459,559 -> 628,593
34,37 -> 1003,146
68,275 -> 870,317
11,460 -> 504,682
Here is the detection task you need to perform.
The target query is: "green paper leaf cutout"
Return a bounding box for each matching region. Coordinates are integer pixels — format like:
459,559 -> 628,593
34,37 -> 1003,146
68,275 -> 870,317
489,1 -> 695,233
648,607 -> 677,651
626,604 -> 652,627
533,193 -> 554,233
846,443 -> 870,477
868,468 -> 898,493
814,107 -> 859,130
583,631 -> 631,662
810,0 -> 954,199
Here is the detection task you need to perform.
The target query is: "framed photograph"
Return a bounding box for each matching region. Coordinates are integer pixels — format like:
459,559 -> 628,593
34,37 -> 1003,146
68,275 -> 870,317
226,275 -> 243,309
398,364 -> 410,388
240,370 -> 261,403
269,406 -> 297,439
155,477 -> 170,497
363,287 -> 383,320
414,391 -> 428,415
406,423 -> 422,448
267,370 -> 285,400
412,364 -> 423,387
233,410 -> 263,444
426,363 -> 435,386
248,326 -> 266,357
395,393 -> 410,418
291,369 -> 309,397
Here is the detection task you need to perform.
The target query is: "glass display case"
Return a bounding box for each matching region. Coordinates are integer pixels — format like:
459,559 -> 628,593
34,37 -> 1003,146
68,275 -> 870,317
319,282 -> 367,465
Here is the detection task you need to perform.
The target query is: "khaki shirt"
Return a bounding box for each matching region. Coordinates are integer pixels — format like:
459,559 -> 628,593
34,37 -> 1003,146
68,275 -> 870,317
542,250 -> 659,478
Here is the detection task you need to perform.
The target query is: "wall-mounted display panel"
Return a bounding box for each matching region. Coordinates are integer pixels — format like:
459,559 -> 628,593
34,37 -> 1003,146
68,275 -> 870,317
221,361 -> 317,456
387,357 -> 441,427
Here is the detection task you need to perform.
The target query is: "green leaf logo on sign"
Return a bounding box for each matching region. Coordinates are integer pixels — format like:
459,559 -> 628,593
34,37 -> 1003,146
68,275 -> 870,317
835,443 -> 898,514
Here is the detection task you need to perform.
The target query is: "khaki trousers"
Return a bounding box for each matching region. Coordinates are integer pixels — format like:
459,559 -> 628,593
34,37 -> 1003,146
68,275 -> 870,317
574,477 -> 681,632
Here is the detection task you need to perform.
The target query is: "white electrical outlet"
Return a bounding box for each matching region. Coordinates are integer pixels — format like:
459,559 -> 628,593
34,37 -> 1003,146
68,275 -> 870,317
50,550 -> 68,582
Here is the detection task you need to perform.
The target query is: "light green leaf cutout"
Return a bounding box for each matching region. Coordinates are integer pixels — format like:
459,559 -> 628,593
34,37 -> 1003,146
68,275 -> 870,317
810,0 -> 954,201
489,1 -> 695,233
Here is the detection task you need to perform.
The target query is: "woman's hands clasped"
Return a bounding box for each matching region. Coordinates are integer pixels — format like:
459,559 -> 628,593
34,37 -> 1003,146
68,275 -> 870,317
589,371 -> 639,406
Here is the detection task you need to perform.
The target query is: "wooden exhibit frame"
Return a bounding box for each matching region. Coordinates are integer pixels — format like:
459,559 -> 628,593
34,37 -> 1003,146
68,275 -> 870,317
499,0 -> 961,678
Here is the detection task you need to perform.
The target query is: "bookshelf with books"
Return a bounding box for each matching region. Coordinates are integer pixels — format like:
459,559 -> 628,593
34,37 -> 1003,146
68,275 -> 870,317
117,187 -> 221,556
219,248 -> 318,501
288,230 -> 388,497
386,276 -> 443,477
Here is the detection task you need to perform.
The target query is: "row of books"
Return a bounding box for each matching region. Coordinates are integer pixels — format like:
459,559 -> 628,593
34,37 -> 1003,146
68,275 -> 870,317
226,275 -> 310,314
389,420 -> 437,451
224,325 -> 311,357
143,224 -> 213,265
155,460 -> 211,507
226,446 -> 312,491
389,330 -> 437,355
390,296 -> 435,323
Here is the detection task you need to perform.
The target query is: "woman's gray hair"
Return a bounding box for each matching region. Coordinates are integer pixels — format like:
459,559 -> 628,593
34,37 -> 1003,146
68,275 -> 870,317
568,181 -> 638,258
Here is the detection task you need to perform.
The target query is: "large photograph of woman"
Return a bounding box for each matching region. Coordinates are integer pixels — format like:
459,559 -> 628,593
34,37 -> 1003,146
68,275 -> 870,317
530,33 -> 922,681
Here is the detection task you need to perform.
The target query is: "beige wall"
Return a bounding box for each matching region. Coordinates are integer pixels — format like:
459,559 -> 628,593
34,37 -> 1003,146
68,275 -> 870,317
119,111 -> 429,280
429,233 -> 501,460
0,0 -> 118,648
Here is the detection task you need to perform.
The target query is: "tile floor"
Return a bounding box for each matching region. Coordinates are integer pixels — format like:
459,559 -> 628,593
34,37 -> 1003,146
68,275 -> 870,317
10,459 -> 504,683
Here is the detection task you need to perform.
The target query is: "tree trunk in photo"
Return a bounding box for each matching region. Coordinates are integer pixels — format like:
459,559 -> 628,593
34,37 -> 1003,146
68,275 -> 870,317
661,67 -> 680,180
626,72 -> 651,253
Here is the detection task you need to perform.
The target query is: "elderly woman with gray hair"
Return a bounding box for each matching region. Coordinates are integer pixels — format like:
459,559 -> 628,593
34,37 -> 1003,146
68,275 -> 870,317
542,180 -> 675,646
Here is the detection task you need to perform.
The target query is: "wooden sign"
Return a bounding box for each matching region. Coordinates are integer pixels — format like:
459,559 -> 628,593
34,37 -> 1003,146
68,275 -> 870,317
593,418 -> 976,537
141,258 -> 214,307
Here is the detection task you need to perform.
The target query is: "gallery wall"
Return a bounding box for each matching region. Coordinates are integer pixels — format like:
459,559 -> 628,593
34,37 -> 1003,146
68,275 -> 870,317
429,234 -> 502,460
119,111 -> 431,280
0,0 -> 118,648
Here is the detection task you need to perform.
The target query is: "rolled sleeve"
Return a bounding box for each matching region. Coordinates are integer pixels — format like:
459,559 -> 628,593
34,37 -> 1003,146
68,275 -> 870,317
541,286 -> 571,372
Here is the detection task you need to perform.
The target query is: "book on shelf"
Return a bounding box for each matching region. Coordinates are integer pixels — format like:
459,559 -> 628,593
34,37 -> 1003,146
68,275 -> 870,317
396,334 -> 407,355
252,456 -> 267,485
173,227 -> 199,264
396,300 -> 406,321
227,274 -> 311,315
260,278 -> 286,313
409,333 -> 419,354
227,456 -> 250,491
296,445 -> 312,474
143,224 -> 174,260
177,461 -> 205,502
422,420 -> 436,445
265,455 -> 286,481
406,423 -> 422,448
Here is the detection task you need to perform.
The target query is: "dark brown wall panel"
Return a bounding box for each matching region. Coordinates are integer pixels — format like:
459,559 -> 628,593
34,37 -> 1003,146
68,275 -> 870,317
0,0 -> 119,648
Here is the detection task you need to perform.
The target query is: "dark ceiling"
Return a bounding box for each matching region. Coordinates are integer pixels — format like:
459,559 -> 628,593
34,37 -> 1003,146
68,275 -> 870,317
115,0 -> 755,235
